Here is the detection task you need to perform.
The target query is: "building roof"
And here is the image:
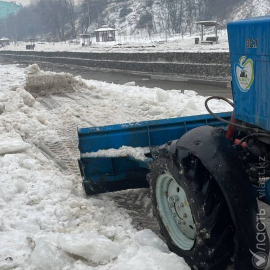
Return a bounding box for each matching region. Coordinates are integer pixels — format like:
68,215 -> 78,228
194,21 -> 219,27
94,27 -> 116,32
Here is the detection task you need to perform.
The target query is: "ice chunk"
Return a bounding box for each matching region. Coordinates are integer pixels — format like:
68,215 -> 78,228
183,90 -> 197,97
15,179 -> 26,193
57,233 -> 122,264
22,158 -> 39,170
148,105 -> 164,116
135,229 -> 169,253
31,240 -> 59,270
4,92 -> 23,112
124,81 -> 136,86
31,239 -> 72,270
181,107 -> 198,117
110,246 -> 190,270
16,88 -> 35,107
0,133 -> 31,155
156,88 -> 170,102
185,100 -> 198,111
27,64 -> 41,75
35,113 -> 47,125
181,100 -> 199,117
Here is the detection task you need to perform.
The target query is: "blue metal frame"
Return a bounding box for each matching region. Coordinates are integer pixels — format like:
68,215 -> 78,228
78,112 -> 232,195
78,111 -> 270,203
78,112 -> 232,153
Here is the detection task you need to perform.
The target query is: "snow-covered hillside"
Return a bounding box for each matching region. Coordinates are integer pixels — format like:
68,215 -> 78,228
230,0 -> 270,21
89,0 -> 270,38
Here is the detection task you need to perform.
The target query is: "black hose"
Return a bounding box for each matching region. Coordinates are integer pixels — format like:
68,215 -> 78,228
237,133 -> 270,145
205,96 -> 255,131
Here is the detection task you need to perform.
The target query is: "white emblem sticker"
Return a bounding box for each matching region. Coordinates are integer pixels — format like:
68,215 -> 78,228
235,56 -> 254,92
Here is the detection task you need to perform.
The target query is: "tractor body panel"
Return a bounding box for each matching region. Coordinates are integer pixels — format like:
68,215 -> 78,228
228,16 -> 270,131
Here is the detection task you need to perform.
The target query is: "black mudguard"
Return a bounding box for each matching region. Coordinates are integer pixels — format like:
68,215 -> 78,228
173,126 -> 269,270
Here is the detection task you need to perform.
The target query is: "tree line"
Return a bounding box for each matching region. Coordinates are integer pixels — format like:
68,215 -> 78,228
135,0 -> 247,37
0,0 -> 108,42
0,0 -> 247,42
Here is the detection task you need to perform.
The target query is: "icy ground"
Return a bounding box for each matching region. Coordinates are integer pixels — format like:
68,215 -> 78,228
0,63 -> 249,270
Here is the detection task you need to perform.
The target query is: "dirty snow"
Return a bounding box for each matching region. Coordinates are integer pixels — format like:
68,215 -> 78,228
25,64 -> 89,97
82,146 -> 150,161
0,63 -> 233,270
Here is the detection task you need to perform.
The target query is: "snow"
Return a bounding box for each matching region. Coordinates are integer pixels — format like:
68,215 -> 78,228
0,63 -> 233,270
82,146 -> 150,161
57,233 -> 122,263
25,64 -> 89,96
0,132 -> 31,155
0,32 -> 229,53
231,0 -> 270,21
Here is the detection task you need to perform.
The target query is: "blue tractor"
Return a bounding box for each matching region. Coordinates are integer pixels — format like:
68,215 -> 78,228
78,17 -> 270,269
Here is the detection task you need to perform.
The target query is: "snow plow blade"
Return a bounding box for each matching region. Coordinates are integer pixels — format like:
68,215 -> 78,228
78,112 -> 232,195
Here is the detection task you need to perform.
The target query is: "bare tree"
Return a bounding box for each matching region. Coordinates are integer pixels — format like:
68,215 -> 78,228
64,0 -> 77,38
78,0 -> 108,33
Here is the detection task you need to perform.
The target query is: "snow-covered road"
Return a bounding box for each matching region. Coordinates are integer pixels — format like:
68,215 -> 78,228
0,35 -> 229,54
0,63 -> 268,270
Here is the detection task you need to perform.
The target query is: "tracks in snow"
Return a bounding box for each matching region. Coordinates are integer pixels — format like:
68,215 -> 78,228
37,95 -> 81,176
106,188 -> 161,236
37,93 -> 161,235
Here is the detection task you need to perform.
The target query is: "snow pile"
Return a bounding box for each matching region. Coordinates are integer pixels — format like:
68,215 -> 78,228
66,81 -> 231,127
82,146 -> 150,161
0,64 -> 194,270
57,233 -> 122,263
0,63 -> 235,270
25,64 -> 90,97
0,132 -> 31,154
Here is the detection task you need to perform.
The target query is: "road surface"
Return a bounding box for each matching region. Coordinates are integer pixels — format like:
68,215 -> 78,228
0,58 -> 232,99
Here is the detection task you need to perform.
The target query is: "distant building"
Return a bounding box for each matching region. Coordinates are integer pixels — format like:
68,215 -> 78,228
95,25 -> 116,42
0,1 -> 22,20
0,37 -> 10,47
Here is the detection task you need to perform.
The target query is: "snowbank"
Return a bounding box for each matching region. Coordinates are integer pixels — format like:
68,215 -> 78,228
25,64 -> 90,96
0,64 -> 233,270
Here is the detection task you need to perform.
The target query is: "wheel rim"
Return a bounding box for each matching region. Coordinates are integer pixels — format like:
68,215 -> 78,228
156,173 -> 196,251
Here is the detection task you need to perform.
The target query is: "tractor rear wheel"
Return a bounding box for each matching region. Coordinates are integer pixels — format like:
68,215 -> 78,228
148,147 -> 235,270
